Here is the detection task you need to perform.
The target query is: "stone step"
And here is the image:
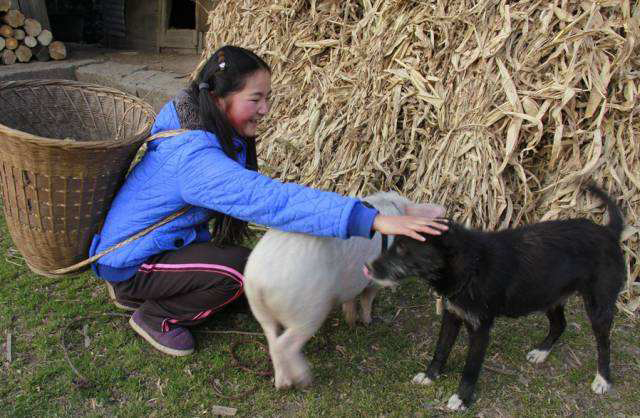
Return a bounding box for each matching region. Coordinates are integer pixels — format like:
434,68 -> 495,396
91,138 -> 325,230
75,61 -> 186,112
0,51 -> 187,113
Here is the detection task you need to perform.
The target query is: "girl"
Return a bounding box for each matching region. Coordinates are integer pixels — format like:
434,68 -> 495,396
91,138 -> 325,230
90,46 -> 447,356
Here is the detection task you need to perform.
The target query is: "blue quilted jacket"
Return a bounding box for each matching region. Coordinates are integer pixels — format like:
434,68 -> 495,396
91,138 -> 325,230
90,94 -> 377,281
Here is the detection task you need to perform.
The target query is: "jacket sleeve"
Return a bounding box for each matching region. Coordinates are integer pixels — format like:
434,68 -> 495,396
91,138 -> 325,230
176,134 -> 359,238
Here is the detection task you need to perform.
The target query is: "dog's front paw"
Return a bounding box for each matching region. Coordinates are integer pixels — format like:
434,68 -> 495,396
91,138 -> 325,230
526,348 -> 550,364
360,312 -> 373,326
274,373 -> 293,390
591,373 -> 611,394
446,394 -> 467,411
293,372 -> 312,389
411,372 -> 433,385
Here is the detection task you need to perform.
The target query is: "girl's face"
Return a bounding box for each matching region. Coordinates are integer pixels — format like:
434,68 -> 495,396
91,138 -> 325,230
214,69 -> 271,139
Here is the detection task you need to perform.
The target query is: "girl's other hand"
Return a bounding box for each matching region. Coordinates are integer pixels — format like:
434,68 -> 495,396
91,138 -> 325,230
372,215 -> 448,241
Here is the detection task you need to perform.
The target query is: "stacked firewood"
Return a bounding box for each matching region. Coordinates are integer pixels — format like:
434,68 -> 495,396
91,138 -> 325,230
0,0 -> 66,65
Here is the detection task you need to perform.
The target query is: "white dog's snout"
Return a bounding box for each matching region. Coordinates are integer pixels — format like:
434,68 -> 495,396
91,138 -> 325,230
363,264 -> 398,289
363,264 -> 373,280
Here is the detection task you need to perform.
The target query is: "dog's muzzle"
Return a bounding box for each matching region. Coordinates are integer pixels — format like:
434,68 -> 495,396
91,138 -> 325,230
363,263 -> 398,288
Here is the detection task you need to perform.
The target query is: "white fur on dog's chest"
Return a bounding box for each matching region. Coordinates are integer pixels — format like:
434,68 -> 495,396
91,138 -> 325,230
445,300 -> 481,329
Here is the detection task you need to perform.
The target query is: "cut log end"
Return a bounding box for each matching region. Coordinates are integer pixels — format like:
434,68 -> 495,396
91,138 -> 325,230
23,18 -> 42,37
15,44 -> 32,62
1,49 -> 16,65
3,9 -> 25,28
13,28 -> 25,40
37,29 -> 52,46
24,35 -> 37,48
0,23 -> 13,37
32,44 -> 49,61
48,41 -> 66,60
0,0 -> 10,13
4,37 -> 18,50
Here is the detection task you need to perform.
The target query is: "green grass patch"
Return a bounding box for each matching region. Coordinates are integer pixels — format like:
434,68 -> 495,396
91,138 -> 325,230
1,217 -> 639,416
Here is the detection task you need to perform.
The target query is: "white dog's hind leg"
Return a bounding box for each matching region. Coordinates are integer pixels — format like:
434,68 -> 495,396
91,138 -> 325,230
276,303 -> 331,389
275,327 -> 315,388
244,284 -> 293,389
359,285 -> 378,325
342,299 -> 358,327
261,321 -> 293,390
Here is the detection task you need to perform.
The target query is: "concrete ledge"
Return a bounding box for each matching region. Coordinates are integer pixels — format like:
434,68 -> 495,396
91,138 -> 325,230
0,55 -> 186,113
75,61 -> 187,112
0,59 -> 99,82
74,62 -> 148,85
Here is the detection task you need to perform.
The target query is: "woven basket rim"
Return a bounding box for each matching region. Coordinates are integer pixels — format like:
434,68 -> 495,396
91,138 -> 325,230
0,79 -> 156,149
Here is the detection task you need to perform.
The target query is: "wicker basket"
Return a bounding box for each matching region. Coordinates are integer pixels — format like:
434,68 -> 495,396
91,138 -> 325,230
0,79 -> 155,277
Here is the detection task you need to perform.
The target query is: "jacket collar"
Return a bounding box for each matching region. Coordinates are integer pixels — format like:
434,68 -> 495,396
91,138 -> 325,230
173,89 -> 206,131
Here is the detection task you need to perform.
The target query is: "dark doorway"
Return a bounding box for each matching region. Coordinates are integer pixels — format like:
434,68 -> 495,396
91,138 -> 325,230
46,0 -> 103,43
168,0 -> 195,29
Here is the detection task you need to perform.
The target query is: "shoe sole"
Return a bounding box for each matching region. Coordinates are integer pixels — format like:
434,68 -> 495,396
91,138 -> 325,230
128,317 -> 194,357
105,282 -> 139,312
114,301 -> 138,311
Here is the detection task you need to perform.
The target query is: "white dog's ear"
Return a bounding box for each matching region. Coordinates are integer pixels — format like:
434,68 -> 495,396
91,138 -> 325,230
405,203 -> 446,219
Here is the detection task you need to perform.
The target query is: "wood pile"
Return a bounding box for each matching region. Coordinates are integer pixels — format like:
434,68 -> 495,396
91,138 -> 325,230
0,0 -> 65,65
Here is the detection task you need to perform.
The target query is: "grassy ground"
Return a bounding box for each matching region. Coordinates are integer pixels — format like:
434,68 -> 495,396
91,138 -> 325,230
1,217 -> 639,417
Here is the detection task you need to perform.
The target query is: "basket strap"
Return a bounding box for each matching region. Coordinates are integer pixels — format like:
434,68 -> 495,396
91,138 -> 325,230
144,129 -> 190,142
50,205 -> 193,275
49,128 -> 193,275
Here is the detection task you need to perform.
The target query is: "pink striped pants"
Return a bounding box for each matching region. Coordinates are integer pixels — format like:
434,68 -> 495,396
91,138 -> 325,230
110,242 -> 249,331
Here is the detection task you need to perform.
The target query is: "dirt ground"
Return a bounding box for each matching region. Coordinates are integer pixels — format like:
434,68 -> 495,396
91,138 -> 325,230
67,43 -> 203,76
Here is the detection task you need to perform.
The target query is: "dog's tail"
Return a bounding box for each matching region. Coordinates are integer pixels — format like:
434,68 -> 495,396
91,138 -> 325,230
586,183 -> 624,238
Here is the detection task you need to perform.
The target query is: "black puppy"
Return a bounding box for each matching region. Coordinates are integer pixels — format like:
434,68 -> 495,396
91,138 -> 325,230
366,184 -> 625,411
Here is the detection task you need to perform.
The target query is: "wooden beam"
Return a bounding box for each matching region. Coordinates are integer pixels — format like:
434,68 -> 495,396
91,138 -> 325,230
15,0 -> 49,30
0,0 -> 11,13
195,0 -> 215,33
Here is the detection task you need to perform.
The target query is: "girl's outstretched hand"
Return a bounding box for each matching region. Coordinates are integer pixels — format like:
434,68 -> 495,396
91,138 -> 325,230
372,215 -> 448,241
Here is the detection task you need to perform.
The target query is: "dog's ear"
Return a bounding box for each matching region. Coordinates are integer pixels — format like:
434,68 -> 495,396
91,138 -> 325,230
437,224 -> 481,281
424,223 -> 462,259
390,235 -> 411,256
405,203 -> 446,219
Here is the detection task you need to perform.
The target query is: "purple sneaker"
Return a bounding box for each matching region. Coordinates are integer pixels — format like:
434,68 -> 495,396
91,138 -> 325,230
129,310 -> 195,356
105,281 -> 143,311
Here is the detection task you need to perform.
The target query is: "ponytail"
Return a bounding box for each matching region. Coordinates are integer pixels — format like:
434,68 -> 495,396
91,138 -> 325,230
188,46 -> 270,245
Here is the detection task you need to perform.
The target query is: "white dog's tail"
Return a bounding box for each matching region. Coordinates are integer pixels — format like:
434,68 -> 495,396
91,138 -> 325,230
244,280 -> 281,335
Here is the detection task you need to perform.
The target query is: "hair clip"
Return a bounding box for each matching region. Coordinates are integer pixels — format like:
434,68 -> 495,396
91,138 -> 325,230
217,51 -> 226,71
198,82 -> 210,90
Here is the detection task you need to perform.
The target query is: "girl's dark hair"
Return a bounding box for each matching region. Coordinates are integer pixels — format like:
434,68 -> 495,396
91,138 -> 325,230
189,45 -> 271,246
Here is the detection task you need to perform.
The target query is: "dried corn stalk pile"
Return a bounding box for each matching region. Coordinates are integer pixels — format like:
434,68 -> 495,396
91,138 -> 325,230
203,0 -> 639,313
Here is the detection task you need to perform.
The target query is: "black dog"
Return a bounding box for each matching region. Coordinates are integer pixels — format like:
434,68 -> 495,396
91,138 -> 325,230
366,184 -> 625,411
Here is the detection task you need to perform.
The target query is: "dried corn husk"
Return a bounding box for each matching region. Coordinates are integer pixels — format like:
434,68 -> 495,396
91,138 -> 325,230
202,0 -> 640,313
